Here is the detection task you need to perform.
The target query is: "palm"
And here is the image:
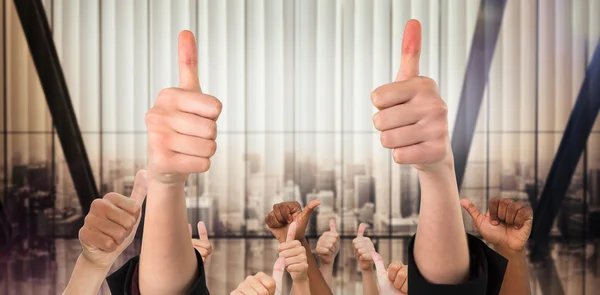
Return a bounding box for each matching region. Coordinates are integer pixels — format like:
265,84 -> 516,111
475,215 -> 530,251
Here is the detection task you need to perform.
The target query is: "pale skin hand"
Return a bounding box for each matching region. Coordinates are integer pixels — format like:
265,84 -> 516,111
230,258 -> 285,295
315,219 -> 339,288
188,221 -> 212,269
140,30 -> 222,295
62,170 -> 147,295
372,19 -> 470,284
352,223 -> 378,295
372,252 -> 407,295
461,197 -> 533,295
278,222 -> 310,294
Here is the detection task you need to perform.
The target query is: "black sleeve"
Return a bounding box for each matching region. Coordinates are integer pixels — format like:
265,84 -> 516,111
106,248 -> 210,295
407,233 -> 507,295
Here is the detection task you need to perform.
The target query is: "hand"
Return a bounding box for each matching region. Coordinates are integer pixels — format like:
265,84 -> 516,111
265,200 -> 321,243
372,252 -> 407,295
461,197 -> 533,252
188,221 -> 212,267
145,30 -> 222,184
79,170 -> 148,270
230,257 -> 285,295
277,222 -> 309,282
315,219 -> 340,266
371,19 -> 451,172
352,223 -> 376,271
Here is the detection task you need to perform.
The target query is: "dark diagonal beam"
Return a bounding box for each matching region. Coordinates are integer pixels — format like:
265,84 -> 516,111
13,0 -> 98,214
451,0 -> 507,188
529,43 -> 600,260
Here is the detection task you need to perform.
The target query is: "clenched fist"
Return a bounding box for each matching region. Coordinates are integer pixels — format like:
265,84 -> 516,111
277,222 -> 309,282
265,200 -> 321,243
373,252 -> 407,295
371,19 -> 450,171
315,219 -> 340,266
79,170 -> 147,269
461,197 -> 533,252
146,30 -> 222,184
230,258 -> 285,295
188,221 -> 212,267
353,223 -> 376,271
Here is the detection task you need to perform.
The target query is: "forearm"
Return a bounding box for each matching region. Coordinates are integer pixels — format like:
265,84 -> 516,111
62,254 -> 110,295
319,264 -> 334,289
414,160 -> 470,283
495,246 -> 531,295
139,179 -> 198,295
291,280 -> 311,295
300,238 -> 333,295
361,269 -> 379,295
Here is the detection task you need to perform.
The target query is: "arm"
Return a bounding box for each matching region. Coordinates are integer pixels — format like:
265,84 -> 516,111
62,255 -> 110,295
140,30 -> 222,295
300,238 -> 330,295
353,224 -> 379,295
495,246 -> 531,295
315,219 -> 339,289
361,270 -> 379,295
319,264 -> 333,289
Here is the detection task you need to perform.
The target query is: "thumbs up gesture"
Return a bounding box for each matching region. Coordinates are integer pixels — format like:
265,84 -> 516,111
371,20 -> 450,172
352,223 -> 376,271
372,252 -> 408,295
315,219 -> 340,266
277,222 -> 309,283
79,170 -> 148,269
188,221 -> 213,267
146,31 -> 222,184
230,257 -> 285,295
265,200 -> 321,243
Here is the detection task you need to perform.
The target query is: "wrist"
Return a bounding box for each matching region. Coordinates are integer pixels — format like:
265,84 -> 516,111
320,262 -> 334,271
79,252 -> 113,272
147,171 -> 188,187
494,244 -> 526,258
361,267 -> 374,274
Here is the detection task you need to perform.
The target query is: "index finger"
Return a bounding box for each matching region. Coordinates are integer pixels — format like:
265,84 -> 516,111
395,19 -> 422,82
357,223 -> 366,237
286,222 -> 297,242
197,221 -> 209,241
272,257 -> 285,295
178,30 -> 202,92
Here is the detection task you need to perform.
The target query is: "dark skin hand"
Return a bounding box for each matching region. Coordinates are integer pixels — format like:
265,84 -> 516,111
265,200 -> 333,295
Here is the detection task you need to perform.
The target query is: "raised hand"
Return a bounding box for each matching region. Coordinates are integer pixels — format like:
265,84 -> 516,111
353,223 -> 376,271
372,252 -> 407,295
145,30 -> 222,184
188,221 -> 213,266
277,222 -> 309,282
461,197 -> 533,252
315,219 -> 340,266
371,19 -> 450,172
79,170 -> 147,269
265,200 -> 321,243
230,257 -> 285,295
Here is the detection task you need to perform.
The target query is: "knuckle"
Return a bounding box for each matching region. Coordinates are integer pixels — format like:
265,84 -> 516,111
380,131 -> 391,148
125,216 -> 137,229
372,112 -> 383,130
211,96 -> 223,116
206,120 -> 217,139
207,140 -> 217,157
156,88 -> 176,103
104,239 -> 116,251
370,88 -> 382,107
199,158 -> 211,172
145,108 -> 162,128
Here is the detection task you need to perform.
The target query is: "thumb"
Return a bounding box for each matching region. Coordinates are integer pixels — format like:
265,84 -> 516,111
178,30 -> 202,92
286,222 -> 297,242
302,200 -> 321,218
395,19 -> 422,82
130,170 -> 148,205
357,223 -> 365,238
188,223 -> 193,238
372,251 -> 389,284
272,257 -> 285,295
197,221 -> 209,241
460,199 -> 483,226
329,219 -> 337,233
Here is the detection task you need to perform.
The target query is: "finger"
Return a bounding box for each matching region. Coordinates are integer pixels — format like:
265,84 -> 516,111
303,200 -> 321,217
370,81 -> 421,110
505,201 -> 525,226
178,30 -> 201,92
281,205 -> 293,223
103,193 -> 141,217
286,222 -> 297,242
198,221 -> 209,241
514,206 -> 533,229
372,251 -> 387,278
460,199 -> 483,228
130,169 -> 148,204
168,133 -> 217,158
395,19 -> 422,82
169,112 -> 217,140
272,257 -> 285,295
256,272 -> 276,295
357,223 -> 366,238
497,198 -> 512,222
329,219 -> 337,233
247,276 -> 269,295
272,204 -> 286,225
92,198 -> 137,231
79,227 -> 117,252
488,197 -> 501,225
387,262 -> 402,283
391,142 -> 441,165
380,124 -> 429,149
188,223 -> 193,238
155,89 -> 221,120
393,267 -> 408,292
85,214 -> 128,245
372,101 -> 421,131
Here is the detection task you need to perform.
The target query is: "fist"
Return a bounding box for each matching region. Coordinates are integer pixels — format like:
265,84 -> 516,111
146,30 -> 222,184
79,170 -> 147,269
265,200 -> 321,243
230,257 -> 285,295
277,222 -> 309,282
371,19 -> 450,171
315,219 -> 340,266
461,197 -> 533,252
373,252 -> 407,295
189,221 -> 212,267
352,223 -> 376,271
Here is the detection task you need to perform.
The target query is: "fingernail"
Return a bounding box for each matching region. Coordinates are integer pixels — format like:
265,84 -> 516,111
491,220 -> 499,226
